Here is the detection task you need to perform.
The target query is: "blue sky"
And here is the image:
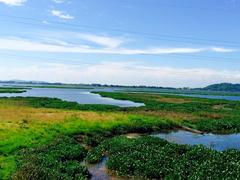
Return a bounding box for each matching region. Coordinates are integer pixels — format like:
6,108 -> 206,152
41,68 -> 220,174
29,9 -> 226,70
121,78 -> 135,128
0,0 -> 239,87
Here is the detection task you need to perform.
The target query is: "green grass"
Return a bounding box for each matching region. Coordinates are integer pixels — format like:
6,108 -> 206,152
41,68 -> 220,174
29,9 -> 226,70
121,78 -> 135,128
87,135 -> 240,179
0,87 -> 26,93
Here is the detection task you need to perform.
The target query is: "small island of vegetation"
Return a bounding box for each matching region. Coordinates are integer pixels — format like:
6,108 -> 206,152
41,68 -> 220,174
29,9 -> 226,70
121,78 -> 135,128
0,87 -> 27,93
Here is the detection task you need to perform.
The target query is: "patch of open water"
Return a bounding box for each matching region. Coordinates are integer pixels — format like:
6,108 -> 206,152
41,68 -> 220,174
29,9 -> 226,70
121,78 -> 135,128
152,130 -> 240,151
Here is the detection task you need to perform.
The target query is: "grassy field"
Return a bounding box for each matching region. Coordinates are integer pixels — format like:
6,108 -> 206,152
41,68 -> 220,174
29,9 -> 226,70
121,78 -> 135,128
1,92 -> 240,179
96,92 -> 240,133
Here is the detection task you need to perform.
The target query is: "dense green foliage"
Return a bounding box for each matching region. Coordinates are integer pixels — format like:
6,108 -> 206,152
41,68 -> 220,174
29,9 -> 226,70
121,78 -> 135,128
87,136 -> 240,179
13,136 -> 90,180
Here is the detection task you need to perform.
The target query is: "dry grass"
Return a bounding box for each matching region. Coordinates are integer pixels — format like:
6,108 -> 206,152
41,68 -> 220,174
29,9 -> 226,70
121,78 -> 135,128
134,110 -> 198,121
0,107 -> 128,138
154,97 -> 193,104
0,106 -> 126,125
139,94 -> 193,104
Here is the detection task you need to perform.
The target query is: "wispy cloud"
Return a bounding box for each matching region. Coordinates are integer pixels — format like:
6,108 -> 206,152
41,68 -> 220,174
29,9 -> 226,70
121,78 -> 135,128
210,47 -> 235,52
76,33 -> 124,48
0,0 -> 26,6
51,10 -> 74,20
0,36 -> 235,55
52,0 -> 66,3
1,61 -> 240,87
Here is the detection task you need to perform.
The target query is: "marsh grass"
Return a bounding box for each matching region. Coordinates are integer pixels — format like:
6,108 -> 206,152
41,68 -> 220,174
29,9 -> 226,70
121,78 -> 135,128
1,92 -> 240,179
0,88 -> 26,93
96,92 -> 240,133
0,97 -> 173,179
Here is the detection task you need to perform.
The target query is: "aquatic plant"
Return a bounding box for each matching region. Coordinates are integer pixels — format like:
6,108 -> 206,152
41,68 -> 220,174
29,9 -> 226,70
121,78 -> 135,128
13,136 -> 90,180
87,136 -> 240,179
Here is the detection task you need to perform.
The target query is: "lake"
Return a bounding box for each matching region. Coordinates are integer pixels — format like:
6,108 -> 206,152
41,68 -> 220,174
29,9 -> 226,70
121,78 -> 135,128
153,130 -> 240,151
0,88 -> 144,107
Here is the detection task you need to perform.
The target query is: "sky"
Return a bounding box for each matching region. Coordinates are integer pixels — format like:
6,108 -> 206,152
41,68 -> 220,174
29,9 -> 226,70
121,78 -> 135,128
0,0 -> 240,87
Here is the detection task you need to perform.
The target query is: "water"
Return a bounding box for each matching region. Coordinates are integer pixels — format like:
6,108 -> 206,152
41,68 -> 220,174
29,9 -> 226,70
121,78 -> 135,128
0,88 -> 144,107
153,130 -> 240,151
178,94 -> 240,101
156,92 -> 240,101
88,156 -> 109,180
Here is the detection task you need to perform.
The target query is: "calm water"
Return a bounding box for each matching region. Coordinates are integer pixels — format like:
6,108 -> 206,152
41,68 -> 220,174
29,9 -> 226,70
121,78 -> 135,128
0,88 -> 144,107
179,94 -> 240,101
153,130 -> 240,151
88,156 -> 109,180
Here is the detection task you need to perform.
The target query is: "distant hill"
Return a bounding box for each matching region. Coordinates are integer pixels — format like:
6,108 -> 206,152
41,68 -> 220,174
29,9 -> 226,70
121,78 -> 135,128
202,83 -> 240,92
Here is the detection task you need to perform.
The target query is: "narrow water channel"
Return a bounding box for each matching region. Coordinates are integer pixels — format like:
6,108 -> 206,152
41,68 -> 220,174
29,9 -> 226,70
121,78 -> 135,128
88,156 -> 109,180
152,130 -> 240,151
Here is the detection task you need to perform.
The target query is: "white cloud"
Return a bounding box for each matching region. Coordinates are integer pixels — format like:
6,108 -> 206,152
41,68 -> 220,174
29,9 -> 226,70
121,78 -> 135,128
0,37 -> 235,55
210,47 -> 235,52
51,10 -> 74,20
0,0 -> 26,6
0,61 -> 240,87
52,0 -> 66,3
76,33 -> 124,48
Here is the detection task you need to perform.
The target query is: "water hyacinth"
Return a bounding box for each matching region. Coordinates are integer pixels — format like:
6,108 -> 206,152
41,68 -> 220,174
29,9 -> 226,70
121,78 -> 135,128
13,136 -> 90,180
87,136 -> 240,179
